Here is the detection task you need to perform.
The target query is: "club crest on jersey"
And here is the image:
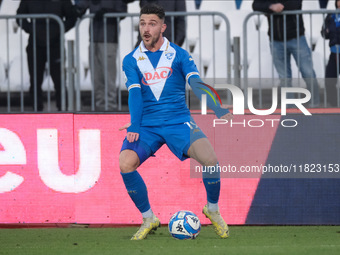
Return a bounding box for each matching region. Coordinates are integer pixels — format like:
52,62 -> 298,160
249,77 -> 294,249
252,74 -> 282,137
142,67 -> 173,85
165,52 -> 174,60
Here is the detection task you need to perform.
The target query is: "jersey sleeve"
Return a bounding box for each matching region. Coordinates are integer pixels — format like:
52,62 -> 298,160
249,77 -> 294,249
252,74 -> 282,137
122,55 -> 143,134
189,76 -> 230,118
179,49 -> 200,83
179,49 -> 230,118
123,55 -> 141,91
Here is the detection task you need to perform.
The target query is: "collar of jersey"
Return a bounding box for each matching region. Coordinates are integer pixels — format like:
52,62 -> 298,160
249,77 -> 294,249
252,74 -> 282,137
139,37 -> 169,52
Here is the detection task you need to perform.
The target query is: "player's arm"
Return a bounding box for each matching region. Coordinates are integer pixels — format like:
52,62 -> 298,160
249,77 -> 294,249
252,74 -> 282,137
126,85 -> 143,142
121,57 -> 143,142
180,50 -> 232,120
188,75 -> 232,121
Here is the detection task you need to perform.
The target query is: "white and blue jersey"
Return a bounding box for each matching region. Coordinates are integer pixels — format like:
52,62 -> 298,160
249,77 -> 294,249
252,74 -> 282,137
123,37 -> 198,127
121,38 -> 228,163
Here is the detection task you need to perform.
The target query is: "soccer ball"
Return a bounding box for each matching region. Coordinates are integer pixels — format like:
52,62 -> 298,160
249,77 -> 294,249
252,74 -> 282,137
168,210 -> 201,240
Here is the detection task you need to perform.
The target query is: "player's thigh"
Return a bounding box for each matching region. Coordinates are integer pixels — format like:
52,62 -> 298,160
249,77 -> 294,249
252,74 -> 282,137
163,119 -> 206,161
187,137 -> 218,167
120,126 -> 164,171
119,149 -> 140,173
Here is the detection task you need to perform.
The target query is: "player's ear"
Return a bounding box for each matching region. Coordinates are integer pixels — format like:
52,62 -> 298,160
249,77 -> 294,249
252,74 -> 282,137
161,23 -> 167,33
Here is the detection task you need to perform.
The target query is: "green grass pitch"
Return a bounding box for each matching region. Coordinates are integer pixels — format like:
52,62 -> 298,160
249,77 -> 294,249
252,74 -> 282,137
0,226 -> 340,255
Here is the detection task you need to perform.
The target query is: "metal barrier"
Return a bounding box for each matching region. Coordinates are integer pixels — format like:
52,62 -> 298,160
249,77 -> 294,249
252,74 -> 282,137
0,12 -> 231,113
74,11 -> 231,112
243,9 -> 340,108
3,10 -> 340,112
0,14 -> 65,112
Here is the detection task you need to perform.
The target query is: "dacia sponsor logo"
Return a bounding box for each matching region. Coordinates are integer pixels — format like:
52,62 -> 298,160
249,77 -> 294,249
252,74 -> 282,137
142,67 -> 173,85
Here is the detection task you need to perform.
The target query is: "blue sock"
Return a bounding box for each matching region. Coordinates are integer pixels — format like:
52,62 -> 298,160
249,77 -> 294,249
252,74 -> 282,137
202,164 -> 221,204
121,171 -> 151,214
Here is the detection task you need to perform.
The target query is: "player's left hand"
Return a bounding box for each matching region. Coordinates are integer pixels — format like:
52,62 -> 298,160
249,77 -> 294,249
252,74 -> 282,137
220,105 -> 233,121
119,122 -> 131,131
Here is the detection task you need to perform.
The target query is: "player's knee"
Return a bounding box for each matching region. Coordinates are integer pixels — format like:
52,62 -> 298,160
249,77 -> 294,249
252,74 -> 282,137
119,150 -> 140,173
119,157 -> 139,173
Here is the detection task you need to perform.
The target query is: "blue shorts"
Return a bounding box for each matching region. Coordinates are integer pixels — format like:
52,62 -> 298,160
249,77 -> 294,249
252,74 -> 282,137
120,117 -> 206,164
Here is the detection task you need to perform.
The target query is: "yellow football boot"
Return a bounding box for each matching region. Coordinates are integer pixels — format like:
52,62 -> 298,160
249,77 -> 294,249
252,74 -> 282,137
203,205 -> 229,238
131,215 -> 161,240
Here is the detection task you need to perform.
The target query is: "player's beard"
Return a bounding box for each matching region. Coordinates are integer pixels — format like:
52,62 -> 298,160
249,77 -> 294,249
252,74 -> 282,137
143,33 -> 161,49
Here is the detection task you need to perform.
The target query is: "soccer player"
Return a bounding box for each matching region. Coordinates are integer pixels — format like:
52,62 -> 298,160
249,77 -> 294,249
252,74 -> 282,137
119,4 -> 233,240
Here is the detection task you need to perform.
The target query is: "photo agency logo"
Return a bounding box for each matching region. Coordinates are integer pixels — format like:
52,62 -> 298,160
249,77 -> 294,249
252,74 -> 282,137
199,83 -> 312,128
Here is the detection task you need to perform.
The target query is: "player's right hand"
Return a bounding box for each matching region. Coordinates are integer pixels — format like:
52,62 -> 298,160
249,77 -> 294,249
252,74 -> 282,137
119,123 -> 139,142
126,132 -> 139,143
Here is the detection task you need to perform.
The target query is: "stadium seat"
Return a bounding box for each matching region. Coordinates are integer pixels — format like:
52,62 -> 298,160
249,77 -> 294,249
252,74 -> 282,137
81,69 -> 93,92
314,36 -> 331,65
190,15 -> 215,77
0,25 -> 28,63
198,0 -> 238,35
190,52 -> 207,77
41,74 -> 55,92
185,0 -> 196,11
303,13 -> 324,51
185,0 -> 200,53
128,0 -> 140,14
240,0 -> 254,11
200,0 -> 236,13
247,50 -> 279,79
220,10 -> 253,33
0,0 -> 21,61
205,30 -> 229,81
302,1 -> 320,10
313,37 -> 330,87
312,51 -> 326,88
327,0 -> 336,10
127,0 -> 140,34
77,16 -> 90,75
0,0 -> 20,15
116,14 -> 139,90
7,55 -> 30,92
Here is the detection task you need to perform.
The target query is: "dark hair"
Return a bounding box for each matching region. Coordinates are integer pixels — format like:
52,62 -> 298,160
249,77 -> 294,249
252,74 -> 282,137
140,3 -> 165,20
